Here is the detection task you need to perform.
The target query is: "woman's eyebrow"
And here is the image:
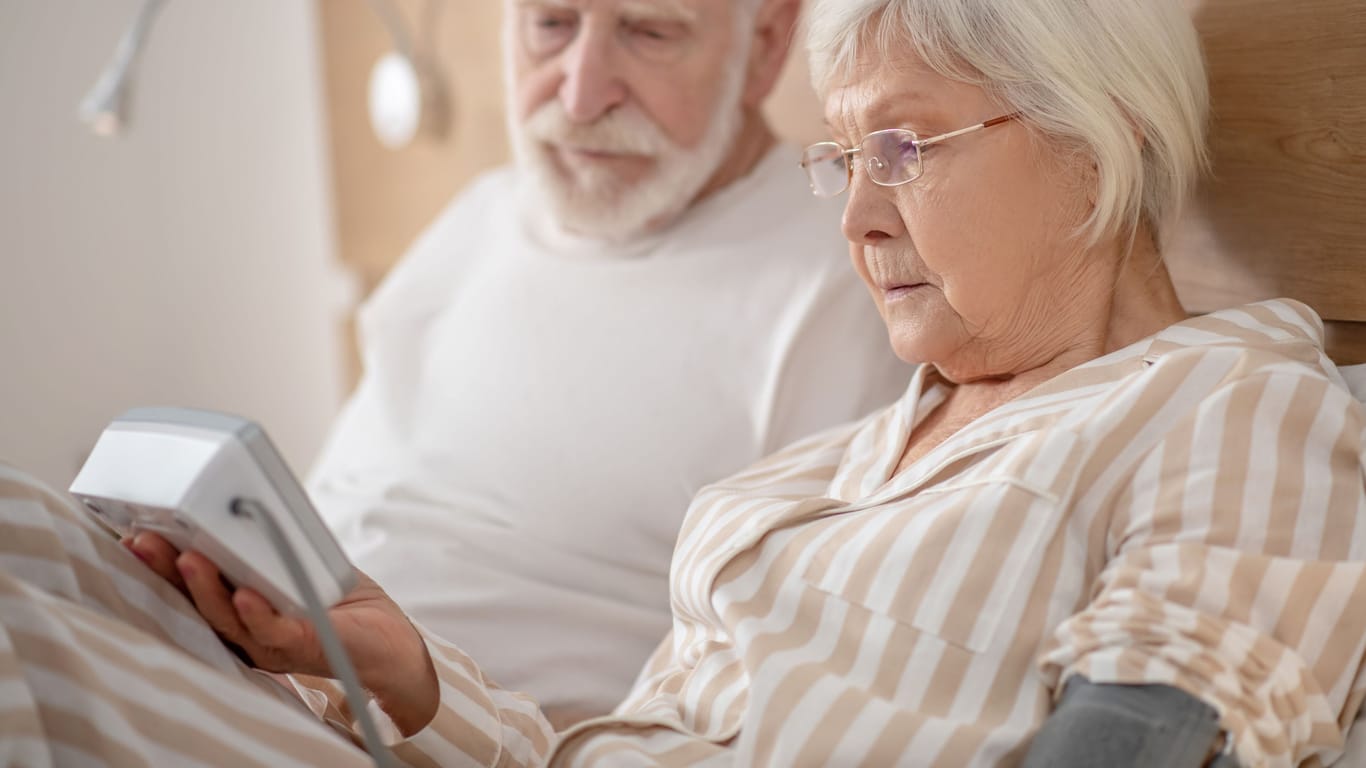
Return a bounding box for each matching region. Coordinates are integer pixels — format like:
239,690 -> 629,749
827,93 -> 943,137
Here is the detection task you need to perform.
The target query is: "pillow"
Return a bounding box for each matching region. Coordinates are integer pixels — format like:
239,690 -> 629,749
1340,364 -> 1366,404
1329,367 -> 1366,761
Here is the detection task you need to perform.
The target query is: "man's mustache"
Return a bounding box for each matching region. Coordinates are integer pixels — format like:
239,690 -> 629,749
522,102 -> 670,157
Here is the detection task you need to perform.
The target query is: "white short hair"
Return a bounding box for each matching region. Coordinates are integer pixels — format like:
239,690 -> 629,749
807,0 -> 1210,247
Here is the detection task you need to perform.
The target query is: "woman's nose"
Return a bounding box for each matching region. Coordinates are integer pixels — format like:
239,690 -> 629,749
841,166 -> 903,246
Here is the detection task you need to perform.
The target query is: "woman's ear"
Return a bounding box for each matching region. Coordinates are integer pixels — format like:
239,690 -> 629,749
742,0 -> 802,109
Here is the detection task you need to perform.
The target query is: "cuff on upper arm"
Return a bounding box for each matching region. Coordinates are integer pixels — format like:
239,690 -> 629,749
1040,585 -> 1354,768
1024,676 -> 1230,768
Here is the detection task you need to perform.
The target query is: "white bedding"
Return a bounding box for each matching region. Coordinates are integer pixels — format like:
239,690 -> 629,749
1340,364 -> 1366,404
1335,362 -> 1366,766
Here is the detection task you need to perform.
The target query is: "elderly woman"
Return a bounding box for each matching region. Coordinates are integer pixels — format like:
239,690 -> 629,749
2,0 -> 1364,766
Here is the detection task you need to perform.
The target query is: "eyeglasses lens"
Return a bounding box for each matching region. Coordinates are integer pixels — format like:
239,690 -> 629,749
864,130 -> 922,186
802,142 -> 849,197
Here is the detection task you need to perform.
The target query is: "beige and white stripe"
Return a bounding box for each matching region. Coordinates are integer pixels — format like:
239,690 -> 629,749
2,298 -> 1364,767
0,464 -> 372,767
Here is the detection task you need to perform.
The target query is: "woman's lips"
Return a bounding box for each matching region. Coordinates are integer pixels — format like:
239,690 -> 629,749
883,283 -> 928,302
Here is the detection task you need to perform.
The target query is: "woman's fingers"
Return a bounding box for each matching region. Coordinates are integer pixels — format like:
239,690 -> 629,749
177,557 -> 322,674
177,551 -> 251,649
124,532 -> 188,593
233,589 -> 315,664
131,551 -> 383,681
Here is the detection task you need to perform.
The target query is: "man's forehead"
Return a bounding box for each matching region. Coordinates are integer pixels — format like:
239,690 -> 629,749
512,0 -> 705,22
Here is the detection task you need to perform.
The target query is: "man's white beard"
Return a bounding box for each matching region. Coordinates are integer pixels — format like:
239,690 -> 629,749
510,61 -> 747,242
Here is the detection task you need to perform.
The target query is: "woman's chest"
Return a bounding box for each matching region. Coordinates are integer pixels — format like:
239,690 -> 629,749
696,427 -> 1098,658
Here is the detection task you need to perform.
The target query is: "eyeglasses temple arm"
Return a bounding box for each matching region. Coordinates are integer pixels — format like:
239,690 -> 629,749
916,112 -> 1020,149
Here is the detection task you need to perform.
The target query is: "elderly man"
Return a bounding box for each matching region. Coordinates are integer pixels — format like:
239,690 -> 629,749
302,0 -> 907,726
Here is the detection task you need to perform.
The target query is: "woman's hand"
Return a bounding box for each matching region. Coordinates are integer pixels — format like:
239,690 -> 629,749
122,531 -> 439,736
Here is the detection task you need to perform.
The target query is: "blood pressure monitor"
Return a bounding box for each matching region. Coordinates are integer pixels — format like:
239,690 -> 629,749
69,407 -> 355,615
69,407 -> 400,766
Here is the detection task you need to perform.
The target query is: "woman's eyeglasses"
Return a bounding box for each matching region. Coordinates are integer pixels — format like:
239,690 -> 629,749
800,113 -> 1020,198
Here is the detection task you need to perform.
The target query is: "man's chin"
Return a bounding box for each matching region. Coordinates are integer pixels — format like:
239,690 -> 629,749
519,148 -> 705,240
545,197 -> 647,239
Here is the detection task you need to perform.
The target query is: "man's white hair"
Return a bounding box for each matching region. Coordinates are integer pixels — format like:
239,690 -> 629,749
807,0 -> 1210,247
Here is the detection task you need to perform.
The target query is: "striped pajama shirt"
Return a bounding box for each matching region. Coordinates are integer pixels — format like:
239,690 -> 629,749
2,298 -> 1364,767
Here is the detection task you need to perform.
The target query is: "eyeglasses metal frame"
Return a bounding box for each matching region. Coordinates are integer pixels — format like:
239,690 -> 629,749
800,113 -> 1021,198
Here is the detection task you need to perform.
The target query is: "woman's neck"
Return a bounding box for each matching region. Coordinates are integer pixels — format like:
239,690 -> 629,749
1103,230 -> 1187,354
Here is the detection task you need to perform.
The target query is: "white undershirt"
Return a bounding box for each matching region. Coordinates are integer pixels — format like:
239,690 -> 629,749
308,145 -> 910,715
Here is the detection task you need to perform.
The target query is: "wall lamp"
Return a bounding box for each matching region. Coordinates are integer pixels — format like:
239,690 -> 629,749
78,0 -> 169,138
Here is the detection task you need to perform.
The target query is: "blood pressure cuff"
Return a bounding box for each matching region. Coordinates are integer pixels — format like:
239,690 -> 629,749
1022,676 -> 1237,768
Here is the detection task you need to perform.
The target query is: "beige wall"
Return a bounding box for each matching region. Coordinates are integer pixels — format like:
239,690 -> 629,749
317,1 -> 828,378
0,1 -> 346,486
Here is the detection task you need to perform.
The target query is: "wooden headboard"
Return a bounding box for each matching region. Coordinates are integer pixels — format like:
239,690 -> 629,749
1166,0 -> 1366,364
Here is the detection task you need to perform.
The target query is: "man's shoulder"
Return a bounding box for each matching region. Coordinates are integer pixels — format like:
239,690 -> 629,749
433,165 -> 520,221
359,166 -> 521,321
670,144 -> 849,259
403,165 -> 521,259
725,143 -> 844,223
464,164 -> 520,196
